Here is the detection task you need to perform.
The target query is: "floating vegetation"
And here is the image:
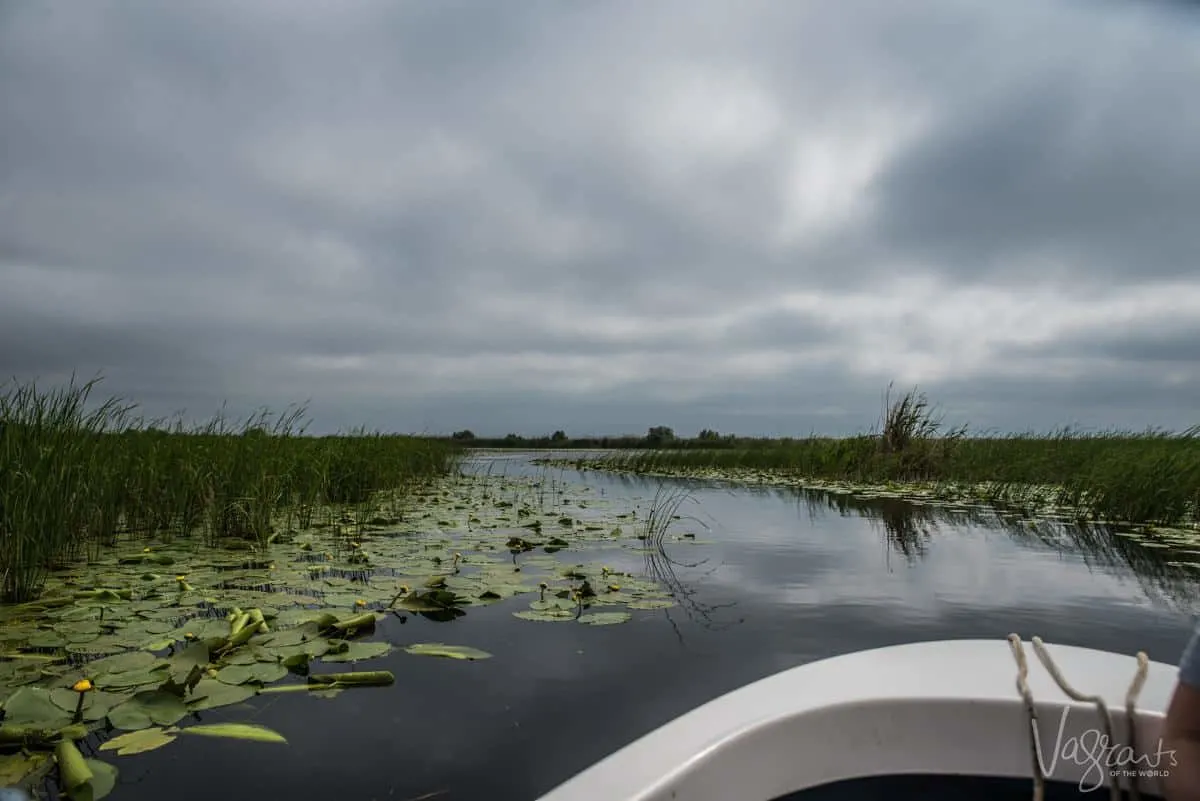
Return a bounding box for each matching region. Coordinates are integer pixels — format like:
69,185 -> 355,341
555,461 -> 1200,532
0,449 -> 689,797
403,643 -> 492,660
539,387 -> 1200,529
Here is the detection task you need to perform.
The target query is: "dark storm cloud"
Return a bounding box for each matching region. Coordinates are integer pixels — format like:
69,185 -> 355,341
2,0 -> 1199,435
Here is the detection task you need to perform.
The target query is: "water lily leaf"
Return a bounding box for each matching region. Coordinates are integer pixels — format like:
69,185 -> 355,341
67,640 -> 127,657
256,628 -> 309,647
223,646 -> 271,666
215,661 -> 287,685
318,641 -> 391,663
1,687 -> 73,728
99,726 -> 178,756
100,666 -> 169,691
83,758 -> 119,801
141,621 -> 174,634
56,740 -> 96,801
89,649 -> 158,676
252,661 -> 288,682
530,599 -> 575,612
27,630 -> 68,648
107,690 -> 189,731
0,751 -> 49,786
280,651 -> 310,670
404,643 -> 492,661
626,599 -> 676,610
187,679 -> 257,712
179,722 -> 287,744
269,639 -> 330,661
48,688 -> 122,722
512,610 -> 574,622
577,612 -> 632,626
272,609 -> 324,628
175,619 -> 232,641
165,641 -> 210,672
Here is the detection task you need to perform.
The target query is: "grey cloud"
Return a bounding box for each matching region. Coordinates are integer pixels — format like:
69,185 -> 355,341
2,0 -> 1199,435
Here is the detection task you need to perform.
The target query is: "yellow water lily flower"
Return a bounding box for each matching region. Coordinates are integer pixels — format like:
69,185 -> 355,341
607,584 -> 621,592
175,574 -> 187,581
355,599 -> 367,607
143,547 -> 152,553
73,679 -> 94,693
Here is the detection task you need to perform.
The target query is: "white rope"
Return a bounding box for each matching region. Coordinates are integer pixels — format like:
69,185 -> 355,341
1124,651 -> 1150,801
1009,635 -> 1151,801
1008,634 -> 1045,801
1031,636 -> 1122,801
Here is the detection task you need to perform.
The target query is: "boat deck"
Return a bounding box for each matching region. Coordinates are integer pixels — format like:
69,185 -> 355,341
535,639 -> 1179,801
773,774 -> 1164,800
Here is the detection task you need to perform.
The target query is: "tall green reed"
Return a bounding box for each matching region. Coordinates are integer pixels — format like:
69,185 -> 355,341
0,377 -> 462,602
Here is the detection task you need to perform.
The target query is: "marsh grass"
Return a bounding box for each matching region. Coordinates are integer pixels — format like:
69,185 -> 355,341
595,387 -> 1200,527
0,376 -> 460,603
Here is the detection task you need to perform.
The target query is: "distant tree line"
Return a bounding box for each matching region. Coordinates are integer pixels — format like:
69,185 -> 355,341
443,426 -> 792,450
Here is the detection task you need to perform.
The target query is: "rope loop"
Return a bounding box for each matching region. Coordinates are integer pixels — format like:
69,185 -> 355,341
1008,635 -> 1150,801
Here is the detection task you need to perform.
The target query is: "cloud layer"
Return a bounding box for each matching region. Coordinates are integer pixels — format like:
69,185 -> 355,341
3,0 -> 1198,435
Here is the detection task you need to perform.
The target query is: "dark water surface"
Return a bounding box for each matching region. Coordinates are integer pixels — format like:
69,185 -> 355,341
102,452 -> 1198,801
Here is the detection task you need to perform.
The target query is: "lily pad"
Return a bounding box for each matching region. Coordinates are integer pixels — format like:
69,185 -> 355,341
89,649 -> 158,676
216,662 -> 288,686
403,643 -> 492,661
56,740 -> 113,801
164,641 -> 210,677
223,646 -> 274,666
107,690 -> 189,731
27,630 -> 68,648
179,722 -> 288,743
1,687 -> 73,728
269,639 -> 330,661
577,612 -> 632,626
99,726 -> 178,756
49,688 -> 122,722
187,679 -> 258,712
0,751 -> 49,786
626,598 -> 676,610
318,641 -> 392,663
258,627 -> 314,648
100,666 -> 169,691
512,609 -> 575,622
83,758 -> 120,801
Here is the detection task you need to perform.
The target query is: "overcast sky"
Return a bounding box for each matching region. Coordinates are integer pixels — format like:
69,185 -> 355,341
3,0 -> 1199,437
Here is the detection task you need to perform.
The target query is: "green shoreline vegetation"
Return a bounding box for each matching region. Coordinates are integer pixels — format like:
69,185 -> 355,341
0,377 -> 689,799
513,388 -> 1200,530
2,376 -> 1197,797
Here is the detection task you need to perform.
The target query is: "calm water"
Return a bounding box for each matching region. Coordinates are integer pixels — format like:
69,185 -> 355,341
101,452 -> 1198,801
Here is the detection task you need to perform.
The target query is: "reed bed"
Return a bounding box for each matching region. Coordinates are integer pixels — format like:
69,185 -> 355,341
0,377 -> 461,603
593,388 -> 1200,527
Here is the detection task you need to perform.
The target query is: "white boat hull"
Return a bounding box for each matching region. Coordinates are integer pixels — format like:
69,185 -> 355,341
534,639 -> 1178,801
